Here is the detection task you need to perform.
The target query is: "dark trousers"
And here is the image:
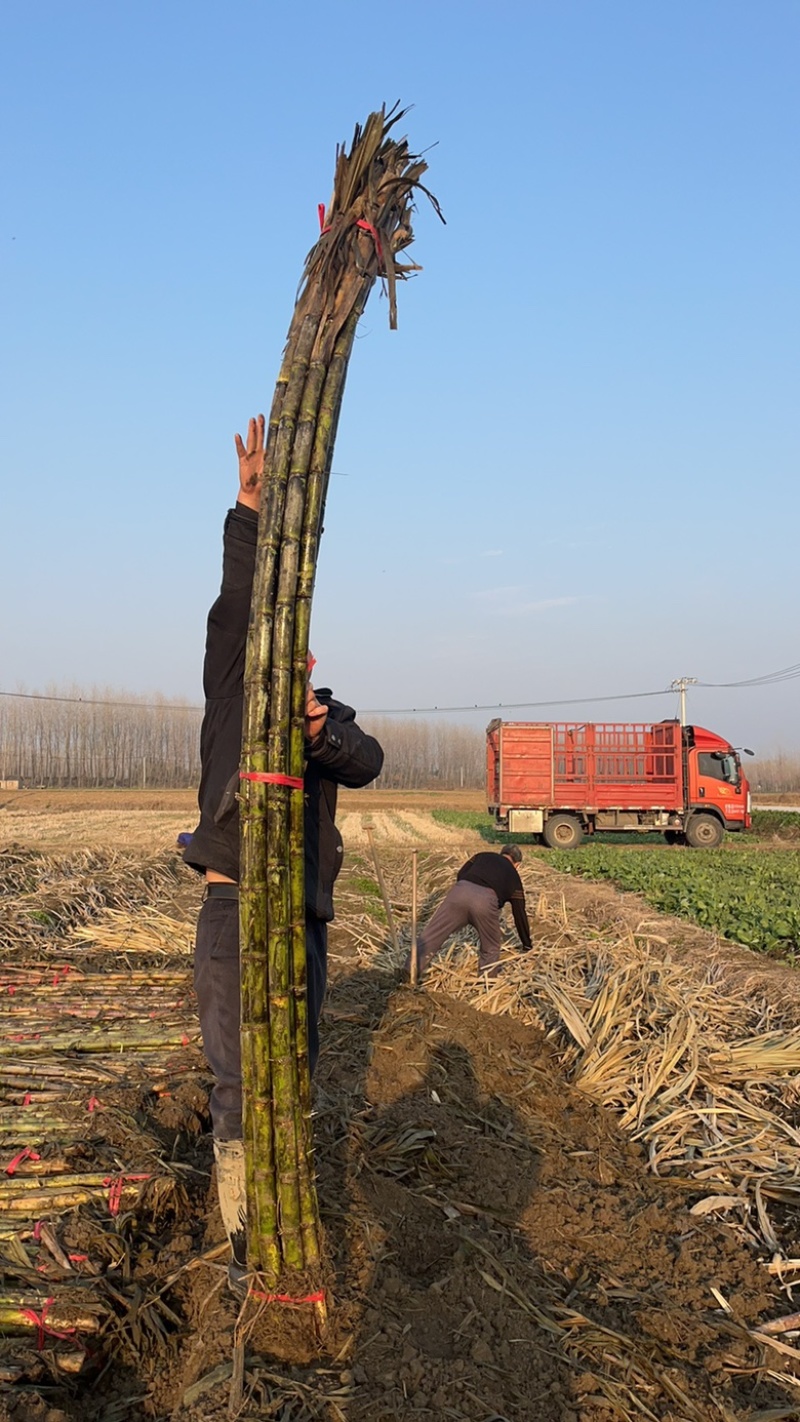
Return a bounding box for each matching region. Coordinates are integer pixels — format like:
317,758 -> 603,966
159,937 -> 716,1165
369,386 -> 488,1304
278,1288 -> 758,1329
193,896 -> 328,1141
416,880 -> 502,978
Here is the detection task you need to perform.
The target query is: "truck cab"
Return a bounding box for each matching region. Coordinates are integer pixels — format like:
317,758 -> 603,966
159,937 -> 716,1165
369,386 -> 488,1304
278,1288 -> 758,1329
684,725 -> 751,842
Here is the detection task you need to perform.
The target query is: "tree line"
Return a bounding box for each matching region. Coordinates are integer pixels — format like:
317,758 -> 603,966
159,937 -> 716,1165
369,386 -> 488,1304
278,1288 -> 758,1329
3,690 -> 795,794
0,688 -> 201,789
0,690 -> 486,790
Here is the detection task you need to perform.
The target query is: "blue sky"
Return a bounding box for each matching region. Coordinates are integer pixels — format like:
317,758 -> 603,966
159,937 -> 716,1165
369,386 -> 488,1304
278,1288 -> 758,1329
2,0 -> 798,752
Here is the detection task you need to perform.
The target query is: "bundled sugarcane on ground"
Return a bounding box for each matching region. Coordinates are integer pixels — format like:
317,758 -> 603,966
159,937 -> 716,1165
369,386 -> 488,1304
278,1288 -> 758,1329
0,849 -> 208,1382
238,106 -> 442,1293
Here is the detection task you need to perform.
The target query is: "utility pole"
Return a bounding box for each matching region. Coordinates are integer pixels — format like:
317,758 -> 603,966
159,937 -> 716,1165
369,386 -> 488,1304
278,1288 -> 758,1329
671,677 -> 697,727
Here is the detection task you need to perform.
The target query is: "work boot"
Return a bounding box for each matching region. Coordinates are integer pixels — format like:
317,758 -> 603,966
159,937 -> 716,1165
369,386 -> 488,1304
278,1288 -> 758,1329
213,1138 -> 248,1302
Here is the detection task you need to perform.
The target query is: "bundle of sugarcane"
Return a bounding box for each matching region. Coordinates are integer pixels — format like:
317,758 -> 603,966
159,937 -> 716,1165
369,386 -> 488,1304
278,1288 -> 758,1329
0,1291 -> 107,1340
239,105 -> 440,1293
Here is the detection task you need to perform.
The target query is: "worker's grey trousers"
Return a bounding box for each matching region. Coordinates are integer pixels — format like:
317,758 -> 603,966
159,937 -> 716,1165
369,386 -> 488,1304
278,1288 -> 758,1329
415,881 -> 502,978
193,895 -> 327,1141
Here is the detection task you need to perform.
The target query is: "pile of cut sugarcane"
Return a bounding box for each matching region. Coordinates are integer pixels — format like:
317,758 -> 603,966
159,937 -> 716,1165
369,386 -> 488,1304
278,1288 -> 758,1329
0,897 -> 203,1379
239,105 -> 440,1293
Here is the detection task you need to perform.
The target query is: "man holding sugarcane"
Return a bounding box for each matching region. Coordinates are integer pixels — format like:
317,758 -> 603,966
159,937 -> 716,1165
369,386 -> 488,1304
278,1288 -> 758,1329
185,414 -> 383,1295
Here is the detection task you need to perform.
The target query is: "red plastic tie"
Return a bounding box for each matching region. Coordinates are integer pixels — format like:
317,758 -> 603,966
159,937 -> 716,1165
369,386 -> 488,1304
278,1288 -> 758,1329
7,985 -> 15,995
103,1173 -> 151,1216
239,772 -> 304,789
86,1096 -> 103,1113
5,1147 -> 41,1175
20,1297 -> 76,1350
181,1033 -> 189,1046
356,217 -> 384,264
251,1288 -> 326,1306
317,205 -> 383,263
22,1093 -> 33,1107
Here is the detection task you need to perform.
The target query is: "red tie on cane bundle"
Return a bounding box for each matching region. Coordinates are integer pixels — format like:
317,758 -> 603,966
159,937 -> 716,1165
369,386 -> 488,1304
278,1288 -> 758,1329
250,1287 -> 326,1306
20,1297 -> 77,1350
240,651 -> 320,789
4,1147 -> 40,1175
317,205 -> 384,266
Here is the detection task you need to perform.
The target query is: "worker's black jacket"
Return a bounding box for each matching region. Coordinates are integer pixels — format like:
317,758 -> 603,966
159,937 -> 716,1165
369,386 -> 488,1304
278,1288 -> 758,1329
457,851 -> 532,949
185,504 -> 384,920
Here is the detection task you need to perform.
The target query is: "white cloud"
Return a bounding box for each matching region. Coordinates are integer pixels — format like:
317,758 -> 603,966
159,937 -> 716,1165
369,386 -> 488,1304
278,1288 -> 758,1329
473,585 -> 524,603
473,586 -> 580,617
511,596 -> 579,616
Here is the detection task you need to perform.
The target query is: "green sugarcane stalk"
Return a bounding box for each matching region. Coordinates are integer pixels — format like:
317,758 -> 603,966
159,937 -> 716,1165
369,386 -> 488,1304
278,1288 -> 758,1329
0,1171 -> 153,1195
287,298 -> 371,1269
259,372 -> 337,1271
240,313 -> 328,1279
0,1132 -> 81,1149
0,1030 -> 199,1055
240,105 -> 441,1293
244,333 -> 349,1279
0,1186 -> 145,1215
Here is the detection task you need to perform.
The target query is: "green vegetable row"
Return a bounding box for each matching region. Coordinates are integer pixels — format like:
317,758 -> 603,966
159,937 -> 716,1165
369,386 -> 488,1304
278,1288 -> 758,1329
550,846 -> 800,963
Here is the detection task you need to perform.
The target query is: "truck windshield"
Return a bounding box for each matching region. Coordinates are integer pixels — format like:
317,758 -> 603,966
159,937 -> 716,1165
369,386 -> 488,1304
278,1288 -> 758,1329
698,751 -> 740,786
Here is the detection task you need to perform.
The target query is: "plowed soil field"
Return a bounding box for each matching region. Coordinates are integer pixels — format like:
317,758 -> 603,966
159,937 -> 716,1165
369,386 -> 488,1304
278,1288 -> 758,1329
1,791 -> 799,1422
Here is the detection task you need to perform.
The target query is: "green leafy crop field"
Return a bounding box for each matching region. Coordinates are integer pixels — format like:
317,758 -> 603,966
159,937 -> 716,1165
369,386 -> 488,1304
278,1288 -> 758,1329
551,845 -> 800,962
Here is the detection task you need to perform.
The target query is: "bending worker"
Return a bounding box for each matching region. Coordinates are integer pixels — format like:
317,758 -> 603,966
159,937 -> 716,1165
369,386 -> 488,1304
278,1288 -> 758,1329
412,845 -> 532,981
185,413 -> 383,1295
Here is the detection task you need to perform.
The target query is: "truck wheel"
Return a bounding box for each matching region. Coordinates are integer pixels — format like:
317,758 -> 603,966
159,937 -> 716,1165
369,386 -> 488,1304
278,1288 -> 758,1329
543,814 -> 584,849
685,814 -> 724,849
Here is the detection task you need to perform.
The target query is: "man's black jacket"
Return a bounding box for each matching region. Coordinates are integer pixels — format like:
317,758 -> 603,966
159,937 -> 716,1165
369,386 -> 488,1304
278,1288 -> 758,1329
457,851 -> 532,949
185,504 -> 384,920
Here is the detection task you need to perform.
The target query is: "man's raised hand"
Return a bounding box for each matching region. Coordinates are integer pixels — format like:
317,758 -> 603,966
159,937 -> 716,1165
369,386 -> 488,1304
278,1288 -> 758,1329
234,414 -> 265,511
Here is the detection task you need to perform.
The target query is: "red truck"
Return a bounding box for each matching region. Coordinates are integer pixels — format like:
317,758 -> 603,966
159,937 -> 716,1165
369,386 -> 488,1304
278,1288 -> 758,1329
486,719 -> 752,848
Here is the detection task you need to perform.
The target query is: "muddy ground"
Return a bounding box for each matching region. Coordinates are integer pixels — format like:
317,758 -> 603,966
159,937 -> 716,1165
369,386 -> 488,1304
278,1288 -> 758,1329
1,804 -> 800,1421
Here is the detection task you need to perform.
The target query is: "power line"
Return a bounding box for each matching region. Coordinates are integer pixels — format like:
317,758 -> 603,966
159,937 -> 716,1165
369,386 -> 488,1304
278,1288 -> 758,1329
0,686 -> 674,714
0,690 -> 203,712
698,663 -> 800,689
360,688 -> 673,714
0,658 -> 796,717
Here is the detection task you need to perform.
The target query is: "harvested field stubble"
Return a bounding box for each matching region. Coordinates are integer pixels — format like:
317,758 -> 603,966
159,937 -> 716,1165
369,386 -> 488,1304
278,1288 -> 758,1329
1,816 -> 800,1419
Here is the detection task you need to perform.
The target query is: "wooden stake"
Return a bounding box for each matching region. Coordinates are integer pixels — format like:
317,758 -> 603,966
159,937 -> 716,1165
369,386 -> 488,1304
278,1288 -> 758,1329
410,849 -> 419,986
366,825 -> 399,958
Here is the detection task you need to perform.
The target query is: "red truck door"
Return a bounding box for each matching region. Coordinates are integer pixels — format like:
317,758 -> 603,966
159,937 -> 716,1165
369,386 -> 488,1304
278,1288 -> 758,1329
692,749 -> 747,825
